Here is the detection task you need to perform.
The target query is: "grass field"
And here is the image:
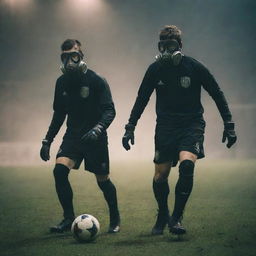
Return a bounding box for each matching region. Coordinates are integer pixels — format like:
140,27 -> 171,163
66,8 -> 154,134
0,160 -> 256,256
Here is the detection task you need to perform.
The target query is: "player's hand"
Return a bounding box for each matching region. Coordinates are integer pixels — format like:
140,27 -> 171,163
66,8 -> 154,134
40,139 -> 51,161
222,122 -> 237,148
81,124 -> 104,142
122,124 -> 135,151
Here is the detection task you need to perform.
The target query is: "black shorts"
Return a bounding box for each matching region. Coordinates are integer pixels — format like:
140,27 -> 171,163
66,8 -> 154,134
56,135 -> 109,175
154,117 -> 205,167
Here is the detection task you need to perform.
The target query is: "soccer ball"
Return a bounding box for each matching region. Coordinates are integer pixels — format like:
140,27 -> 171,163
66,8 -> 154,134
71,214 -> 100,242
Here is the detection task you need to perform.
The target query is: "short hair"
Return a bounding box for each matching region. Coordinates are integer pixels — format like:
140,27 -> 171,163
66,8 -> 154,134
159,25 -> 182,48
61,39 -> 84,56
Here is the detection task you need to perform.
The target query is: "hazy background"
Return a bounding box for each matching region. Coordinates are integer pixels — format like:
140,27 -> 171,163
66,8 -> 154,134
0,0 -> 255,165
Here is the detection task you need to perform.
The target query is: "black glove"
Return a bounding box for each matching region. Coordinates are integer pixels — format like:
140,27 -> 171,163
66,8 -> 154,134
122,124 -> 135,151
81,124 -> 104,142
40,139 -> 51,161
222,122 -> 237,148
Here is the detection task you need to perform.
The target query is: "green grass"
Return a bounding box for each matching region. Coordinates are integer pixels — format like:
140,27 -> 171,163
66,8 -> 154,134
0,160 -> 256,256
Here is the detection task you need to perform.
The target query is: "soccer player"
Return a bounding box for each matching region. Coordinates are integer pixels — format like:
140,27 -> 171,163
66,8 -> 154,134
40,39 -> 120,233
122,25 -> 237,235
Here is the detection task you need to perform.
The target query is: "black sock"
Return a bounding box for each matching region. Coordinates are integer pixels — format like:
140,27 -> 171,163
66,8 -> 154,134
153,179 -> 170,214
97,179 -> 119,220
172,160 -> 194,220
53,164 -> 74,219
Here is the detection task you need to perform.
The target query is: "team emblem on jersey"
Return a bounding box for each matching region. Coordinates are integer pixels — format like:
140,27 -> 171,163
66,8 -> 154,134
80,86 -> 89,98
180,76 -> 191,88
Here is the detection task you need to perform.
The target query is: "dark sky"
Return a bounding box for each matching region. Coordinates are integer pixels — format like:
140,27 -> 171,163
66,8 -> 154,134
0,0 -> 255,157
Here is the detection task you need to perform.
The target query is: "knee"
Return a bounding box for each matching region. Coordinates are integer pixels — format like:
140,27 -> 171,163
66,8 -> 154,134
154,164 -> 171,182
97,178 -> 115,192
154,173 -> 168,183
56,157 -> 75,169
53,164 -> 70,181
179,160 -> 195,178
96,174 -> 109,183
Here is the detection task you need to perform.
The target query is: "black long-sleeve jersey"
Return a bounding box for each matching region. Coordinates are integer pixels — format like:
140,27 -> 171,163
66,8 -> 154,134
45,69 -> 116,142
128,56 -> 232,127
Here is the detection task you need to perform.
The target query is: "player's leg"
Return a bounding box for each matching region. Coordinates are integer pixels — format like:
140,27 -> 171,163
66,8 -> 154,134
96,174 -> 120,233
169,151 -> 197,235
86,136 -> 120,233
151,162 -> 172,235
50,156 -> 76,233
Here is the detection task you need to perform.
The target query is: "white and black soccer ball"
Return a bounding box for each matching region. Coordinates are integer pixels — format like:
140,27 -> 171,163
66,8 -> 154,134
71,214 -> 100,242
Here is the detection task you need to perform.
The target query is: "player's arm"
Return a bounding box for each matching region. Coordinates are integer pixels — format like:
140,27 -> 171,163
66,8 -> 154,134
40,79 -> 67,161
122,64 -> 157,150
97,78 -> 116,129
81,78 -> 116,142
199,63 -> 237,148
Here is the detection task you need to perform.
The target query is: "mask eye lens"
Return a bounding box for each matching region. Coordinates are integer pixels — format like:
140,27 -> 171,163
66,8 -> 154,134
166,40 -> 179,52
71,53 -> 80,63
160,46 -> 165,53
158,42 -> 165,53
167,44 -> 176,52
61,53 -> 68,63
61,52 -> 81,63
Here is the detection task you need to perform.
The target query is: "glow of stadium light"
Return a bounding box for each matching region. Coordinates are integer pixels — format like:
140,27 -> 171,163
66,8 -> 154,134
2,0 -> 33,8
65,0 -> 104,8
61,0 -> 108,18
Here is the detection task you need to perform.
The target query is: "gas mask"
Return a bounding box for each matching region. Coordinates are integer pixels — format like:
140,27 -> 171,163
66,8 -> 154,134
60,51 -> 87,74
155,39 -> 183,66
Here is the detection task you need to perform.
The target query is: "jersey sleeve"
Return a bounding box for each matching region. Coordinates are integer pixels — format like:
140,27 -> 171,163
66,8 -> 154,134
128,63 -> 157,126
53,78 -> 67,114
97,77 -> 116,129
44,111 -> 66,143
44,78 -> 66,143
197,62 -> 233,123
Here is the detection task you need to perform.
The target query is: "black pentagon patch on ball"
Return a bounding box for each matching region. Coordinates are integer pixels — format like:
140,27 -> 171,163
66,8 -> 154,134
87,220 -> 98,238
81,214 -> 89,219
73,222 -> 83,241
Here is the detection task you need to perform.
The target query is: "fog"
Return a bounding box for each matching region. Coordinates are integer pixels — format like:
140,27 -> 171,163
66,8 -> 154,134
0,0 -> 255,165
